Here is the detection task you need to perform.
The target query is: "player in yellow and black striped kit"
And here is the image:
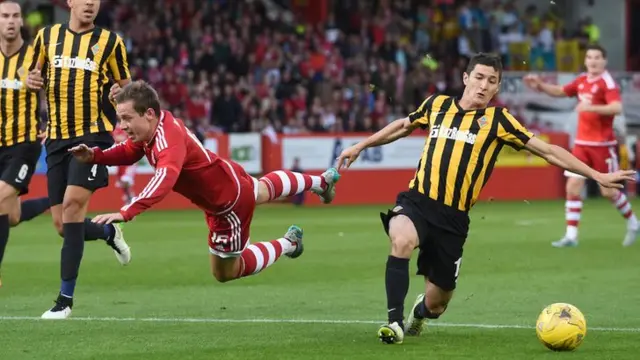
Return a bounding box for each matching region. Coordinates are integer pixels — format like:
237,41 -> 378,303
0,1 -> 52,287
25,0 -> 132,319
335,53 -> 635,345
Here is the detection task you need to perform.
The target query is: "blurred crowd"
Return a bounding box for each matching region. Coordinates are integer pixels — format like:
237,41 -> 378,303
21,0 -> 600,135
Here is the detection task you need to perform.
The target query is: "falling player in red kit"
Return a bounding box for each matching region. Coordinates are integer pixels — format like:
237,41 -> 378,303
69,81 -> 340,282
112,123 -> 136,205
524,44 -> 637,247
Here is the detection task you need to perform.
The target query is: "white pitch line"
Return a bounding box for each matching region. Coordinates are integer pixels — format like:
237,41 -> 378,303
0,316 -> 638,332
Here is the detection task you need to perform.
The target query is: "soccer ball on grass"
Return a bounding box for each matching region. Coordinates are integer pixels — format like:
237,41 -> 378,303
535,303 -> 587,351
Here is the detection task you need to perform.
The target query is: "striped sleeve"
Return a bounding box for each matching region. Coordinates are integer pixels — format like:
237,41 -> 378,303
407,95 -> 436,129
496,108 -> 534,150
120,125 -> 186,221
27,28 -> 46,71
108,36 -> 131,81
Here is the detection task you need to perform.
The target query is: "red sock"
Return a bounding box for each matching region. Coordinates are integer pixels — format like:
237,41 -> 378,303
237,239 -> 295,278
565,195 -> 582,239
611,191 -> 635,219
259,170 -> 326,201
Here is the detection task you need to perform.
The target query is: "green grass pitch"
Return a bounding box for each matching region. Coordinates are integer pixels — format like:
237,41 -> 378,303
0,199 -> 639,359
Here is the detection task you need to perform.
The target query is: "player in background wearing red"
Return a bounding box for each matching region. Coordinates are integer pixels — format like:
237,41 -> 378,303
70,81 -> 341,285
524,44 -> 638,247
111,124 -> 136,205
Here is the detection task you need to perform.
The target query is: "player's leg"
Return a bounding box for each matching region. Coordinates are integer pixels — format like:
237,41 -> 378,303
377,201 -> 421,345
553,175 -> 584,247
209,226 -> 302,282
11,197 -> 50,226
0,181 -> 18,286
42,156 -> 130,319
46,158 -> 129,249
208,211 -> 303,282
405,228 -> 465,337
0,143 -> 46,284
255,168 -> 340,205
7,144 -> 50,226
554,146 -> 589,247
597,146 -> 638,246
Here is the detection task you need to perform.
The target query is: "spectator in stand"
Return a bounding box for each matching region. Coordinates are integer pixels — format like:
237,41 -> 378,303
20,0 -> 584,138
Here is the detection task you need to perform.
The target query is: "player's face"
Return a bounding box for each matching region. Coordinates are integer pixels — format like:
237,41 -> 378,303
116,101 -> 156,143
463,64 -> 500,106
67,0 -> 100,25
584,50 -> 606,75
0,3 -> 23,42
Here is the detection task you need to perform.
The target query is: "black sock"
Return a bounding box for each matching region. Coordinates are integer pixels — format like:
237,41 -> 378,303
414,298 -> 445,319
19,197 -> 50,223
83,218 -> 114,242
0,215 -> 10,267
60,222 -> 85,298
385,255 -> 410,326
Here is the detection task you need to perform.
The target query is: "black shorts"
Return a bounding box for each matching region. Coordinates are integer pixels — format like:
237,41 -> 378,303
0,142 -> 42,196
45,135 -> 114,206
380,190 -> 470,292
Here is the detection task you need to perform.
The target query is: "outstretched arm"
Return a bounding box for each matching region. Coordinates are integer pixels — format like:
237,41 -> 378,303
355,117 -> 415,149
93,140 -> 145,166
496,107 -> 635,188
525,137 -> 634,188
119,139 -> 187,221
336,95 -> 438,169
524,75 -> 574,98
537,82 -> 568,97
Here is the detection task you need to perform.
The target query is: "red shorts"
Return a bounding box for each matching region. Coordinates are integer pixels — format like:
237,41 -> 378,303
116,165 -> 136,187
206,160 -> 259,258
564,144 -> 618,178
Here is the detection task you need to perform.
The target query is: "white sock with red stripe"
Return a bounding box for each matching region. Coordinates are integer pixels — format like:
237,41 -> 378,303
610,191 -> 639,229
238,239 -> 295,278
259,170 -> 327,201
565,195 -> 582,240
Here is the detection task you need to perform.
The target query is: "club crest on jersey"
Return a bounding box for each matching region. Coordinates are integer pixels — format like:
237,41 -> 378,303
477,116 -> 487,128
91,43 -> 100,55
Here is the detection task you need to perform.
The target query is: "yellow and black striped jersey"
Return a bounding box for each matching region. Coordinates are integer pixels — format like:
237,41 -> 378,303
0,43 -> 40,147
408,95 -> 534,212
29,23 -> 130,142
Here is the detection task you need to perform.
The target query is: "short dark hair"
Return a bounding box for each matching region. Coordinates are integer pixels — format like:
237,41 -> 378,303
465,53 -> 503,81
585,44 -> 607,58
114,80 -> 161,117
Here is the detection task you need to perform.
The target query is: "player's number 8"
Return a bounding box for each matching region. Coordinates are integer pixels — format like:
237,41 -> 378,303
17,164 -> 29,180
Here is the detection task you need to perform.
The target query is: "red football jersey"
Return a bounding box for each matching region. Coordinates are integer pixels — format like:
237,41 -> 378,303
92,111 -> 243,221
563,71 -> 621,146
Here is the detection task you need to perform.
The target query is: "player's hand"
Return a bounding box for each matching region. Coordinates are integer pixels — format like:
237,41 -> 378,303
26,63 -> 44,90
523,74 -> 541,91
92,212 -> 125,225
68,144 -> 95,163
336,145 -> 363,170
109,83 -> 122,102
594,170 -> 637,189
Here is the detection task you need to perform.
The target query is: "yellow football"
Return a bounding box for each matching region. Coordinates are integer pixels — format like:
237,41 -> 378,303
536,303 -> 587,351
